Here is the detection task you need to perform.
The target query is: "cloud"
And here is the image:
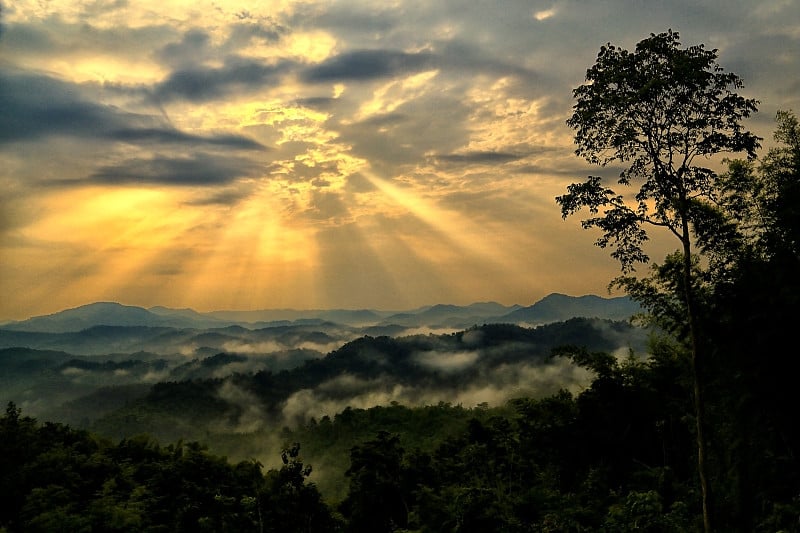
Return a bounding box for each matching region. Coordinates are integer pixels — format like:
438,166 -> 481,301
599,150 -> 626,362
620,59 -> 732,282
534,7 -> 557,21
301,42 -> 539,88
431,151 -> 526,165
0,70 -> 264,151
219,339 -> 341,357
3,15 -> 178,68
0,71 -> 128,144
88,153 -> 262,186
336,92 -> 472,171
281,379 -> 410,426
302,49 -> 436,82
61,366 -> 87,377
215,380 -> 268,433
142,369 -> 171,383
396,326 -> 460,337
153,57 -> 292,102
413,350 -> 479,373
294,96 -> 339,109
154,29 -> 214,68
448,361 -> 593,407
278,358 -> 594,427
109,128 -> 264,150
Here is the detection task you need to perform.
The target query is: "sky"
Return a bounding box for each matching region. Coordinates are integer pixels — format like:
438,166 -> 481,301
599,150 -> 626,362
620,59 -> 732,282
1,1 -> 798,320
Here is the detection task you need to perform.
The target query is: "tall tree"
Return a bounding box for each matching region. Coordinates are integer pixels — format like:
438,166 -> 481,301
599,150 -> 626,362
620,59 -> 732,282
557,30 -> 760,532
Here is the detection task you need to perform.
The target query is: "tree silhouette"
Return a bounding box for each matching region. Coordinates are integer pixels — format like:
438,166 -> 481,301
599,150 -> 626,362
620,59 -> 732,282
557,29 -> 760,532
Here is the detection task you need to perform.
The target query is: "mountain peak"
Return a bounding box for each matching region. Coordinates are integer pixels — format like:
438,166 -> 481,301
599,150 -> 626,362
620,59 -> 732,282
3,302 -> 161,333
504,293 -> 640,324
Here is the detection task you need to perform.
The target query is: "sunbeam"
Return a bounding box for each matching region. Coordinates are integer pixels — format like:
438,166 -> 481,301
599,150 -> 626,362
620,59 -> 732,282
359,169 -> 544,302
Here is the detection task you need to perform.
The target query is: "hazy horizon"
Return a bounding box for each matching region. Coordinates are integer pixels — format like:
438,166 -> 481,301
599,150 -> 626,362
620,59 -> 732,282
2,290 -> 633,324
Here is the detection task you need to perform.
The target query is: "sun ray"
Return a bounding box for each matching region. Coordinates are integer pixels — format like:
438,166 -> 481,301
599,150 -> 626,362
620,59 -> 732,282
359,169 -> 571,304
17,187 -> 204,308
361,170 -> 524,267
174,182 -> 321,311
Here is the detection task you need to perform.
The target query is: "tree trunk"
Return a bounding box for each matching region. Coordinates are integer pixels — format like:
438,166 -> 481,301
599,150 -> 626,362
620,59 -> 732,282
681,219 -> 713,533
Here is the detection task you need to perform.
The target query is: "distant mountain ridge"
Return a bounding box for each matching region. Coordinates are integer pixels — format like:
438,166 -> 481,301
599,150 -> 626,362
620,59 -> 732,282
502,293 -> 641,324
1,302 -> 227,333
1,294 -> 640,334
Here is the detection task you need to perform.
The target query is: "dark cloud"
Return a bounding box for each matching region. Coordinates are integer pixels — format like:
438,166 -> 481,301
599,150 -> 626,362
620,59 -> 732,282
1,21 -> 57,54
431,151 -> 526,165
89,153 -> 261,186
517,163 -> 631,181
515,164 -> 575,176
154,57 -> 291,102
0,71 -> 129,143
109,128 -> 264,150
303,24 -> 545,87
154,29 -> 213,67
0,71 -> 264,151
302,49 -> 435,82
295,96 -> 338,109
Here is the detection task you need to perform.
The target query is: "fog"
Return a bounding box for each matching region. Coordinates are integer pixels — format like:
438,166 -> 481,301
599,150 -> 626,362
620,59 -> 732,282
279,358 -> 593,427
1,296 -> 649,458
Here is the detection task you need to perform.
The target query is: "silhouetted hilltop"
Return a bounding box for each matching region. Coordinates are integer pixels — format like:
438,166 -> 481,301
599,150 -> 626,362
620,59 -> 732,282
501,293 -> 641,324
1,302 -> 224,332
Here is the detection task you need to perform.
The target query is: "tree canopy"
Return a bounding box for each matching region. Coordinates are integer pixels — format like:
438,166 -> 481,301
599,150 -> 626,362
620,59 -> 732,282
559,29 -> 760,271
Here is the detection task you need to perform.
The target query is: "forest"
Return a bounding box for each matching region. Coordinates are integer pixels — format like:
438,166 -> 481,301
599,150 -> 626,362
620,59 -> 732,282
2,31 -> 800,532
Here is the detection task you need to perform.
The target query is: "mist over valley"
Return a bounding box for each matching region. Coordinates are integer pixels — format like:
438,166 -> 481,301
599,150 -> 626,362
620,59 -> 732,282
1,293 -> 643,426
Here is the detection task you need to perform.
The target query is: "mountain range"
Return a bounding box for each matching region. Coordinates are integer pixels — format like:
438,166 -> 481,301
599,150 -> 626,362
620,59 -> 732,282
1,293 -> 640,334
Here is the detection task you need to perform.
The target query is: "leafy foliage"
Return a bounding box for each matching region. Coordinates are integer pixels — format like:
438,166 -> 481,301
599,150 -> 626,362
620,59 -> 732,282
0,403 -> 339,532
559,29 -> 760,273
